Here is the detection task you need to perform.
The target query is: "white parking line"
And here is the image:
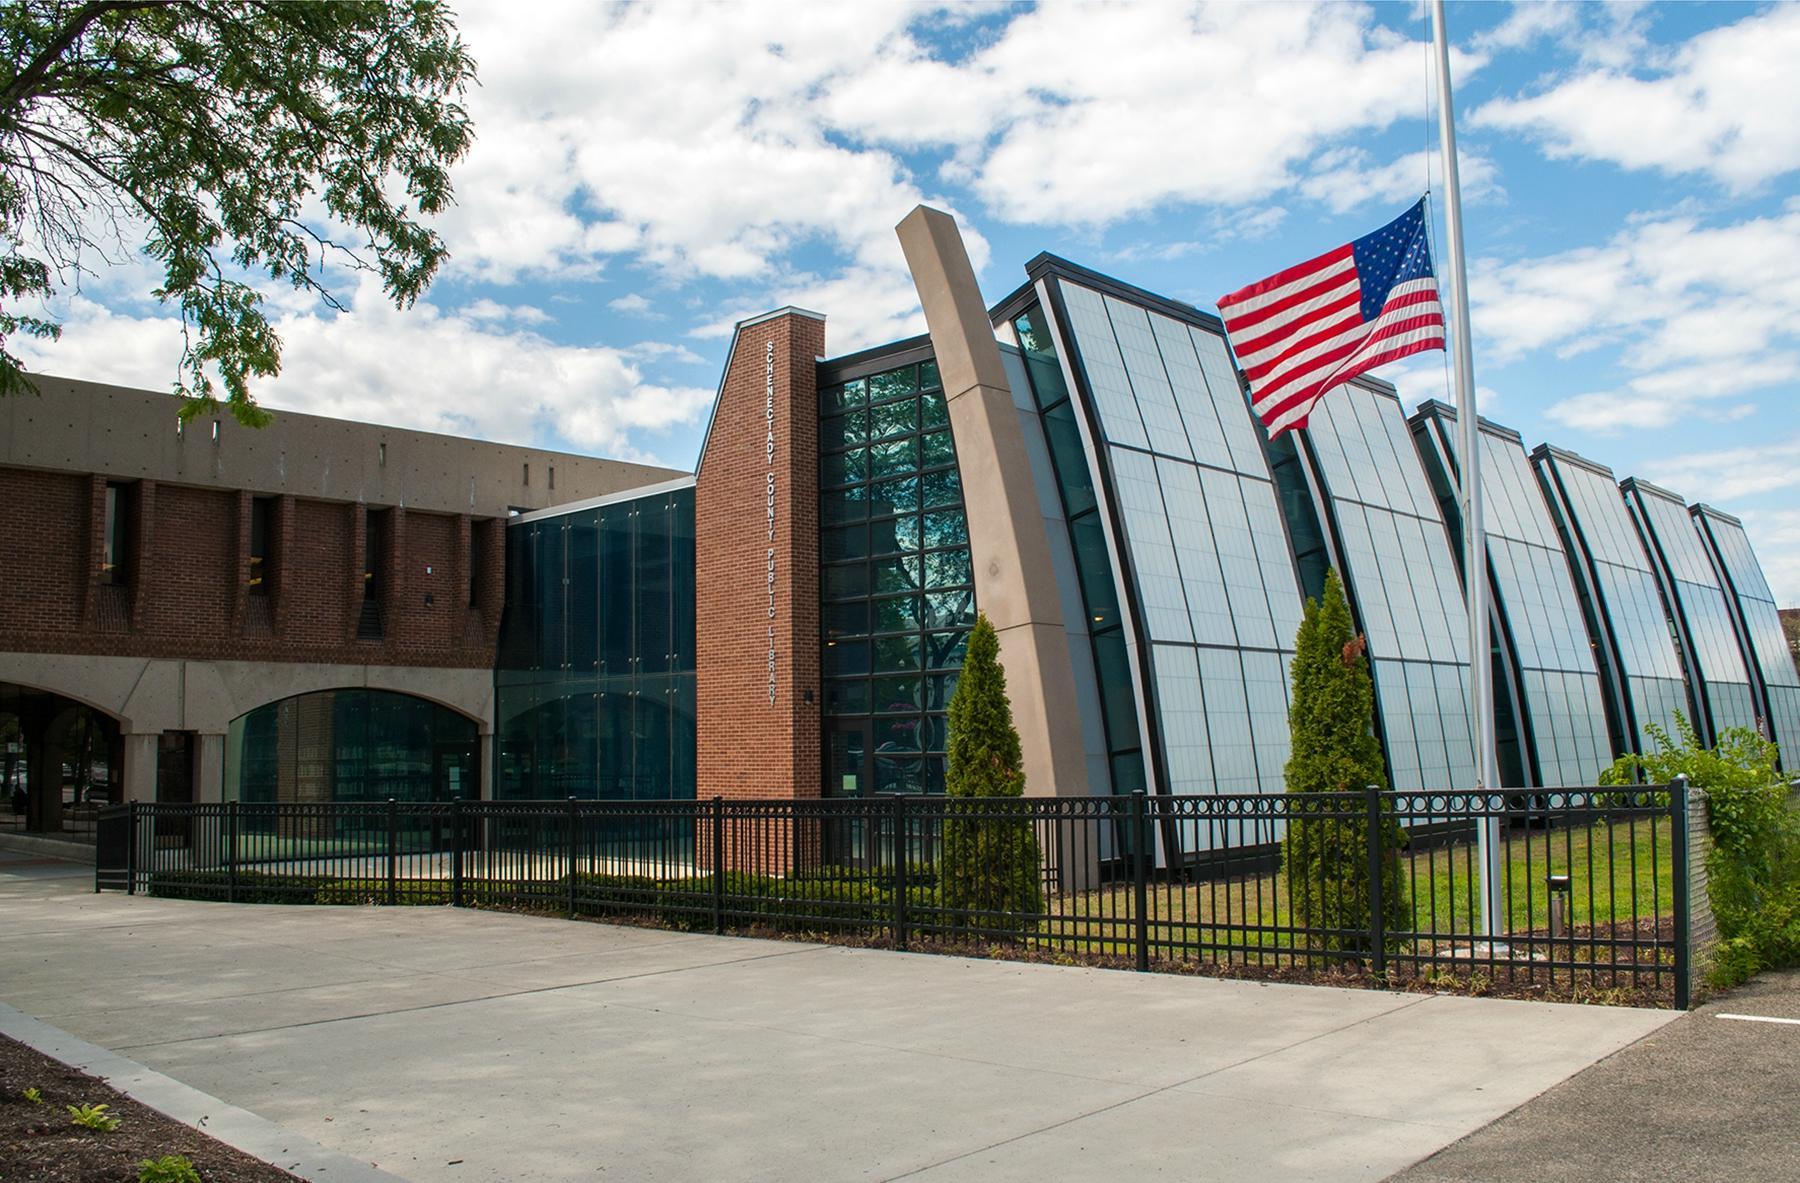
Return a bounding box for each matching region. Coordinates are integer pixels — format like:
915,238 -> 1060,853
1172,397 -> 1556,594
1717,1013 -> 1800,1026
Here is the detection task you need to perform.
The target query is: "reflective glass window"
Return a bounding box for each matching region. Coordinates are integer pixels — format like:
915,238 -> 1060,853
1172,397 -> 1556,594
819,357 -> 972,794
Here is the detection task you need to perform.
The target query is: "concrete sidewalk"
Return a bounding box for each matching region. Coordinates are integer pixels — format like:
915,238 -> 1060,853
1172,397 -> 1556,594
1,847 -> 1674,1182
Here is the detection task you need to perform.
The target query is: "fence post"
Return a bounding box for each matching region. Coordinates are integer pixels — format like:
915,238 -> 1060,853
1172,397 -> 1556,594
566,796 -> 579,920
227,800 -> 240,904
892,794 -> 909,951
125,802 -> 137,896
1364,785 -> 1386,978
385,798 -> 398,906
711,796 -> 725,935
1671,774 -> 1691,1011
451,796 -> 464,909
1132,790 -> 1150,973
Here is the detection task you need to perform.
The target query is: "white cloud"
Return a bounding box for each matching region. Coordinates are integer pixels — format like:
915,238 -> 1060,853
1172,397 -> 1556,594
1472,207 -> 1800,433
17,279 -> 711,463
1473,5 -> 1800,191
1647,436 -> 1800,504
1739,508 -> 1800,607
1299,149 -> 1500,215
462,298 -> 550,325
608,293 -> 655,316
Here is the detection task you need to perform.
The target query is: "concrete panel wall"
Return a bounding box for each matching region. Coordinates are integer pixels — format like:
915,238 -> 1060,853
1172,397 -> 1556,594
4,375 -> 683,518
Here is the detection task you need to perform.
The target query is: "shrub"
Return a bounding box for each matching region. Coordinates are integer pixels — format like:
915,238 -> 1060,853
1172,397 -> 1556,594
941,615 -> 1044,927
1281,569 -> 1410,953
1603,713 -> 1800,988
147,870 -> 328,904
67,1101 -> 121,1132
139,1155 -> 203,1183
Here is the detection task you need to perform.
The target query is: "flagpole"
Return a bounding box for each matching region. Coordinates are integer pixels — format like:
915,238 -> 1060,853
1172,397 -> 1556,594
1430,0 -> 1504,940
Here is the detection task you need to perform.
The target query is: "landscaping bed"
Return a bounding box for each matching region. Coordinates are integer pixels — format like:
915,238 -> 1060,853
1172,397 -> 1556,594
0,1034 -> 299,1183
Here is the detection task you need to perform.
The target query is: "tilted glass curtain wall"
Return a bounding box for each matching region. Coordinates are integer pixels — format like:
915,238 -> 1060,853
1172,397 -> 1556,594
1621,480 -> 1758,746
1693,505 -> 1800,764
1299,385 -> 1475,793
494,484 -> 697,800
1034,265 -> 1306,809
1532,447 -> 1688,754
1007,302 -> 1143,797
1411,405 -> 1613,787
818,357 -> 974,796
225,689 -> 477,803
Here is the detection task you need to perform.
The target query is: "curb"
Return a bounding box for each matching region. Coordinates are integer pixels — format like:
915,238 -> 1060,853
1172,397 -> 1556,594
0,1002 -> 410,1183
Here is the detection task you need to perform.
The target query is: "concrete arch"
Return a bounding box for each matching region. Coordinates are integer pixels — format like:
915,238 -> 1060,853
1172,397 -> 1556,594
225,682 -> 485,729
211,663 -> 492,733
0,673 -> 130,728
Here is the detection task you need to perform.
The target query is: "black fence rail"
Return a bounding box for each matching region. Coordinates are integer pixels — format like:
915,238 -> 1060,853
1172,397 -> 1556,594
96,782 -> 1694,1006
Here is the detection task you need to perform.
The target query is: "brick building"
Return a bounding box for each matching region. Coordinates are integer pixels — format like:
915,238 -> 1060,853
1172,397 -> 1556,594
0,376 -> 676,832
7,206 -> 1796,844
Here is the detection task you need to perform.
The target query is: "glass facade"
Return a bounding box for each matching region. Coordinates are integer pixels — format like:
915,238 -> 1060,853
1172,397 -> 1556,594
494,484 -> 697,800
1693,506 -> 1800,764
1030,271 -> 1305,804
1532,448 -> 1688,754
224,689 -> 477,803
1623,481 -> 1758,745
1300,385 -> 1475,793
1411,406 -> 1613,787
818,358 -> 972,796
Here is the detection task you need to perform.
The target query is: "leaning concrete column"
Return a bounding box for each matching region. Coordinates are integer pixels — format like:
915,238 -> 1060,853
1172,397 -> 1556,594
896,205 -> 1088,801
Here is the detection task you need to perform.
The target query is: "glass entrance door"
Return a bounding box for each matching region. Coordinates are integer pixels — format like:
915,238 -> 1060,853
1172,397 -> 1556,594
825,720 -> 873,867
825,720 -> 871,798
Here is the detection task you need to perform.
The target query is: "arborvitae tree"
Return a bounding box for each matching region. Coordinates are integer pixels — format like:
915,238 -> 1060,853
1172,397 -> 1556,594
1282,568 -> 1410,953
942,614 -> 1043,925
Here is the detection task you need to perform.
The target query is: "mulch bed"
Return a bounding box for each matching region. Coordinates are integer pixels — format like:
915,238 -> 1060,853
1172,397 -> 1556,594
0,1034 -> 300,1183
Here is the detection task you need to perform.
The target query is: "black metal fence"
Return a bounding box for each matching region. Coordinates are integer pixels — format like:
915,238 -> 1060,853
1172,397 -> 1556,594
96,782 -> 1694,1006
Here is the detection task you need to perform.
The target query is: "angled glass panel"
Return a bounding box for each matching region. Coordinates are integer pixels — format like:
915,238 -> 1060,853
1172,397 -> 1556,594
1625,483 -> 1758,741
1300,385 -> 1472,792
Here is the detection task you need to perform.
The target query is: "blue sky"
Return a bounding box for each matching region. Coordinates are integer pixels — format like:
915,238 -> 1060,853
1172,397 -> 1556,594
24,2 -> 1800,600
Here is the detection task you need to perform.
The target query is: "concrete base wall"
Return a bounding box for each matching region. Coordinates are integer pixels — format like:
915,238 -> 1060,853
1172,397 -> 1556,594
0,651 -> 494,806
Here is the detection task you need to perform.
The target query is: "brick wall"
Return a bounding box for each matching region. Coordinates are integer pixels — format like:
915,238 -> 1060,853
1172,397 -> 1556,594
0,463 -> 504,669
695,311 -> 825,801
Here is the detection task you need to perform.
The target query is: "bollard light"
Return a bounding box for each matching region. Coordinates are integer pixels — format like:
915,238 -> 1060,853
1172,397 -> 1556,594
1547,873 -> 1572,939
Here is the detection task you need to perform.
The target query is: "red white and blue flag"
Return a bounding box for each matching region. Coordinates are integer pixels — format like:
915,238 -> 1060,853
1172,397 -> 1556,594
1217,199 -> 1446,439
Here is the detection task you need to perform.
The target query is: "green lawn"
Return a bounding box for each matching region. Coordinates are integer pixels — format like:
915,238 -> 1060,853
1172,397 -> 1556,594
1039,816 -> 1676,959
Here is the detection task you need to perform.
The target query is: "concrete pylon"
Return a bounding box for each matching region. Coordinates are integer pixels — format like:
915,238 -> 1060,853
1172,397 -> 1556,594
896,205 -> 1088,801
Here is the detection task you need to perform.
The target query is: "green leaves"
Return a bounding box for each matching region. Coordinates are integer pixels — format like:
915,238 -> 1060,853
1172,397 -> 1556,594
0,0 -> 476,422
1608,712 -> 1800,988
943,614 -> 1043,924
1281,569 -> 1411,950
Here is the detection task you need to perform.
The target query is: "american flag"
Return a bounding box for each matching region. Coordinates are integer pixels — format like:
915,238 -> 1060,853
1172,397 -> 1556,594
1217,199 -> 1446,438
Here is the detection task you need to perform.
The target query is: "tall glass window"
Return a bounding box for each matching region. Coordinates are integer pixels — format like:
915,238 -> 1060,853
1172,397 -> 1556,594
248,496 -> 273,594
1624,482 -> 1759,743
819,358 -> 971,796
1412,407 -> 1613,787
1029,275 -> 1306,808
1301,385 -> 1475,793
225,689 -> 477,803
494,484 -> 697,800
1533,448 -> 1689,754
101,482 -> 128,585
1693,506 -> 1800,763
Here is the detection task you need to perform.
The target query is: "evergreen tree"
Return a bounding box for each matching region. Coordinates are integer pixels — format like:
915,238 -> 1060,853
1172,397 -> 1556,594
1282,569 -> 1410,952
941,614 -> 1043,925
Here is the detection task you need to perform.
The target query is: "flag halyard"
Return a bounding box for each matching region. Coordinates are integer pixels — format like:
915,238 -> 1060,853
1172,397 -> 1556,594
1218,199 -> 1446,438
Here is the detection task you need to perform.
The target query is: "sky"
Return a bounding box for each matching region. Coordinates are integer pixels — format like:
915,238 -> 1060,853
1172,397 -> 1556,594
20,1 -> 1800,602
